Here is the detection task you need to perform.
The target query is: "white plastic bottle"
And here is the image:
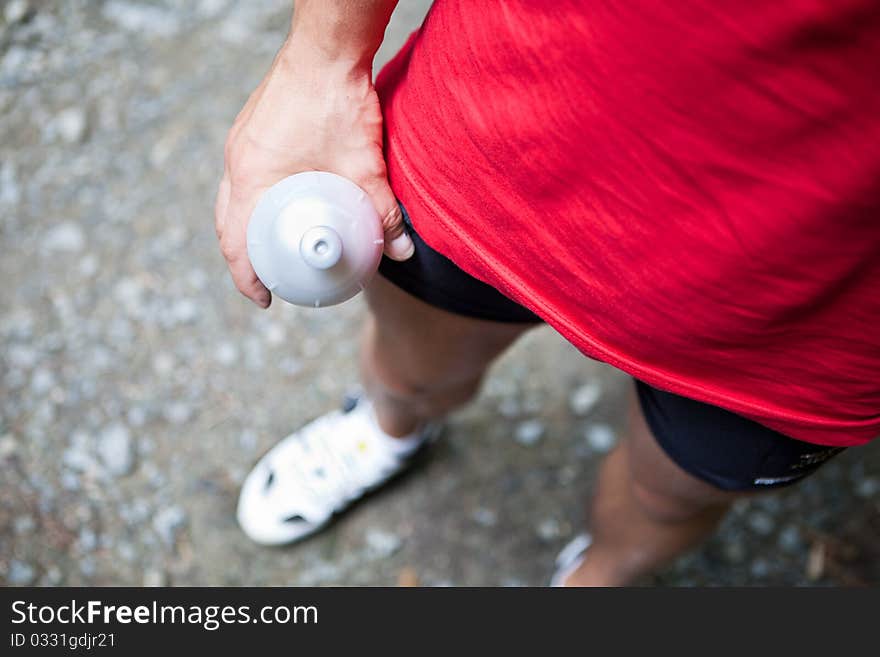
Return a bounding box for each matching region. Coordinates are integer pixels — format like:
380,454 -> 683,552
247,172 -> 385,307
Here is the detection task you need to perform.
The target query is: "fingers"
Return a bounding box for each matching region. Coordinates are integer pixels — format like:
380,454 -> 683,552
362,177 -> 414,261
216,179 -> 271,309
226,242 -> 271,309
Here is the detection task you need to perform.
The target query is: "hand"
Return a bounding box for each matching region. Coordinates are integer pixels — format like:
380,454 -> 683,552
214,41 -> 413,308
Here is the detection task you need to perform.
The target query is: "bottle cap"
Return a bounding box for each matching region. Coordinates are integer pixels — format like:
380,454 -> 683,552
247,172 -> 384,307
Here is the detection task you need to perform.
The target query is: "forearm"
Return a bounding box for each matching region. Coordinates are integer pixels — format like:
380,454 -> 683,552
287,0 -> 399,69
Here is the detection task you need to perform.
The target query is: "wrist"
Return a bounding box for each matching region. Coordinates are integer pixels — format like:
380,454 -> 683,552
284,5 -> 384,71
277,34 -> 374,83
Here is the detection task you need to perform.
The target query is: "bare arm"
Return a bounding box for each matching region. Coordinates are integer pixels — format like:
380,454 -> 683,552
292,0 -> 398,67
215,0 -> 409,308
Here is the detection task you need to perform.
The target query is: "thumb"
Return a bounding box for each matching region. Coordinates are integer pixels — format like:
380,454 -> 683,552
361,177 -> 414,261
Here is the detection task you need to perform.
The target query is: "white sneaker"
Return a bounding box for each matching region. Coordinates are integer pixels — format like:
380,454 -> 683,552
237,396 -> 442,546
549,532 -> 593,586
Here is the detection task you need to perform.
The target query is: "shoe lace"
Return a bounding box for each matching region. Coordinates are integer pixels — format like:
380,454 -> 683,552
275,409 -> 397,512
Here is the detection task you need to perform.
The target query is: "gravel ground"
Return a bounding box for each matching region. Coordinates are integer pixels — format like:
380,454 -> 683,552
2,1 -> 878,587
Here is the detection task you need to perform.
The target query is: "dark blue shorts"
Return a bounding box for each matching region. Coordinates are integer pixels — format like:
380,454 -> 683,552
378,205 -> 844,491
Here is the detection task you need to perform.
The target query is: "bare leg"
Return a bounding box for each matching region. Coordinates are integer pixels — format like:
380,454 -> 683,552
360,275 -> 534,437
363,277 -> 740,584
564,391 -> 747,586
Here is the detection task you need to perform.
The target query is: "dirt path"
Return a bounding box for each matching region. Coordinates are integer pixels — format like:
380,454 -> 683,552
1,1 -> 877,586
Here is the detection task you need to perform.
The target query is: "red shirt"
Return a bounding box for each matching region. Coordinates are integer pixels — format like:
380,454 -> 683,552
375,0 -> 880,446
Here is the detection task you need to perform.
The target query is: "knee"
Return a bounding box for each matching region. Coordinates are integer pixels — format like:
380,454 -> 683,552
630,481 -> 728,525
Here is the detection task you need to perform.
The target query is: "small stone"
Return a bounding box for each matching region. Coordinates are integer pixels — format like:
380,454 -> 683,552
162,401 -> 191,425
4,0 -> 30,24
0,433 -> 17,458
171,298 -> 198,325
139,436 -> 155,455
777,525 -> 802,553
0,161 -> 20,206
149,133 -> 178,167
262,321 -> 286,346
54,107 -> 88,144
855,477 -> 880,498
7,344 -> 38,369
152,352 -> 175,375
61,471 -> 80,491
8,560 -> 35,585
80,557 -> 97,577
30,367 -> 55,396
144,463 -> 167,489
484,377 -> 515,398
1,45 -> 28,77
514,419 -> 545,446
731,499 -> 751,516
44,221 -> 85,253
498,397 -> 521,418
569,381 -> 601,416
44,567 -> 62,586
806,542 -> 826,581
97,423 -> 135,477
585,424 -> 616,453
723,540 -> 747,563
557,464 -> 579,485
120,498 -> 151,525
13,515 -> 36,534
153,506 -> 187,546
301,560 -> 342,586
214,341 -> 239,366
365,528 -> 402,559
78,254 -> 99,277
536,517 -> 561,541
278,357 -> 302,376
78,528 -> 98,552
117,542 -> 137,562
187,268 -> 208,290
114,277 -> 142,307
102,1 -> 180,37
750,558 -> 771,579
196,0 -> 227,20
747,511 -> 775,536
239,429 -> 257,451
63,445 -> 98,474
472,507 -> 497,527
127,405 -> 148,427
107,318 -> 134,346
301,337 -> 321,358
143,568 -> 167,587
